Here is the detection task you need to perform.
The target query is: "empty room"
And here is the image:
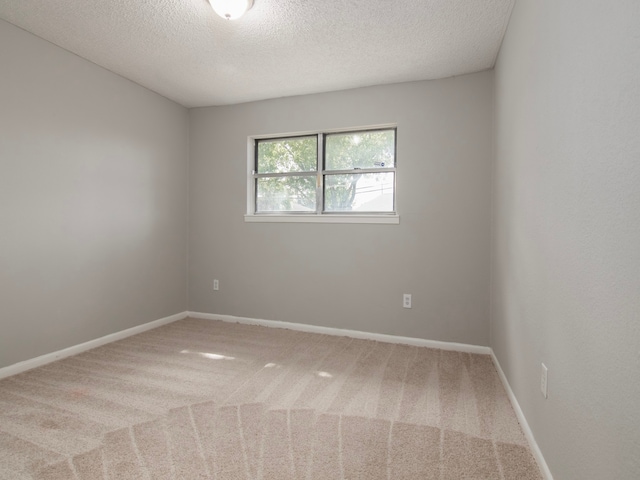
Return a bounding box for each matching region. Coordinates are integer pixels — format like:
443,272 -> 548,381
0,0 -> 638,479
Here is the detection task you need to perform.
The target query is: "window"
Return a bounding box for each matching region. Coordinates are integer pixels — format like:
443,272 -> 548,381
247,126 -> 398,223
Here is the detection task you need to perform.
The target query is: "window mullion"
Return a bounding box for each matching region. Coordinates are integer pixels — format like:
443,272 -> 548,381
323,167 -> 396,175
253,171 -> 316,178
316,133 -> 323,214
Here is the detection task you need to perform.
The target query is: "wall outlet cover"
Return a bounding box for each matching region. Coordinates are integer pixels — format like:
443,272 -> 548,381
403,294 -> 412,309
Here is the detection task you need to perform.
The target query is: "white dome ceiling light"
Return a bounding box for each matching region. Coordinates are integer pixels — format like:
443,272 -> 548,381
209,0 -> 254,20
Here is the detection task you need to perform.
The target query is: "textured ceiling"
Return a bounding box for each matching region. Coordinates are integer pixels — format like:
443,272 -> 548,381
0,0 -> 514,108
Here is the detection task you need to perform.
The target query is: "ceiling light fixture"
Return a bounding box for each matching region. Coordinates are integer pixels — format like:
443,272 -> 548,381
209,0 -> 254,20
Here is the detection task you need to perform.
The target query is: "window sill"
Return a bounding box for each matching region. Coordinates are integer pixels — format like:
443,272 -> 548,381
244,214 -> 400,224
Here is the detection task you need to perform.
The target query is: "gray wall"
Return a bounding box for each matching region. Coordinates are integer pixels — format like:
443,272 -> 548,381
492,1 -> 640,478
189,72 -> 493,346
0,20 -> 189,368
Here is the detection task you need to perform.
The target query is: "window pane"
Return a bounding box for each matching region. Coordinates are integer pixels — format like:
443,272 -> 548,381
256,176 -> 317,212
257,136 -> 317,173
325,129 -> 395,171
324,172 -> 394,212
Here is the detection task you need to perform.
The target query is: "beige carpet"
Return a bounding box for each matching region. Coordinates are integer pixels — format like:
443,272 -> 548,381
0,318 -> 542,479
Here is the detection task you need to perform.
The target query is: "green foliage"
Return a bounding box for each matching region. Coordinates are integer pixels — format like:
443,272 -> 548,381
256,136 -> 317,211
257,136 -> 317,173
324,130 -> 394,210
256,130 -> 395,212
325,130 -> 395,170
256,176 -> 316,211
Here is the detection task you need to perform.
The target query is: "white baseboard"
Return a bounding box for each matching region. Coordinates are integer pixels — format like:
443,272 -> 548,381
0,311 -> 189,380
188,311 -> 492,355
491,351 -> 554,480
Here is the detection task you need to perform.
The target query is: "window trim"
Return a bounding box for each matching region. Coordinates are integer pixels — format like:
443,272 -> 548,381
246,124 -> 399,224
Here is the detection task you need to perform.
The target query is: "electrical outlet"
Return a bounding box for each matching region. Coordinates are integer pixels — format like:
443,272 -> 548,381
213,279 -> 219,291
403,294 -> 412,309
541,363 -> 548,399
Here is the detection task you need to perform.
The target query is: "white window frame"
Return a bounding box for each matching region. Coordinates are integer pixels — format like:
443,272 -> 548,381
245,124 -> 399,224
